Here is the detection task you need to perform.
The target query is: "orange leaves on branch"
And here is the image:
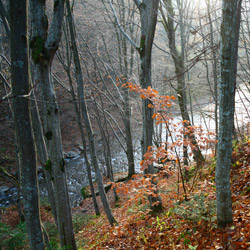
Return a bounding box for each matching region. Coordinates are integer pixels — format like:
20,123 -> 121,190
152,113 -> 157,119
117,81 -> 174,114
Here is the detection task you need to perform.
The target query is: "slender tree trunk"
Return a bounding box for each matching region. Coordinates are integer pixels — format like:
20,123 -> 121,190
66,0 -> 116,226
67,64 -> 101,216
138,1 -> 159,167
216,0 -> 242,228
30,92 -> 58,224
123,88 -> 135,178
207,0 -> 219,148
10,0 -> 45,249
134,0 -> 162,212
59,19 -> 100,216
160,0 -> 204,165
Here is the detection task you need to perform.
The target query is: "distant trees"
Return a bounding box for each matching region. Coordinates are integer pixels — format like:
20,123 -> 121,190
102,0 -> 137,178
0,0 -> 9,39
216,0 -> 242,227
109,0 -> 160,171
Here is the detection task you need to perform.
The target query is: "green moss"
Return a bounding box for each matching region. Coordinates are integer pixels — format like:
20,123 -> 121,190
45,131 -> 53,140
80,187 -> 90,199
45,159 -> 52,173
30,36 -> 45,63
30,36 -> 49,64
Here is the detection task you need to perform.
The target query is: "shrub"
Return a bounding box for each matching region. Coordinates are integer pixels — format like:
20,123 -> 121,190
0,221 -> 28,250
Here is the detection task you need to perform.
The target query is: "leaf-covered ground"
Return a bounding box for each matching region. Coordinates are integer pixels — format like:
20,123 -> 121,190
1,140 -> 250,249
76,140 -> 250,250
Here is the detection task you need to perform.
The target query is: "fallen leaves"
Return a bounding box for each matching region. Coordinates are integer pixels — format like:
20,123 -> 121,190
75,138 -> 250,249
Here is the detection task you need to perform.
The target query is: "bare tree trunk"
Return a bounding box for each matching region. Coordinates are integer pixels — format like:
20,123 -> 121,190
30,92 -> 58,224
207,0 -> 219,147
123,87 -> 135,177
66,0 -> 117,226
135,0 -> 160,171
29,0 -> 76,248
65,58 -> 101,216
160,0 -> 204,165
216,0 -> 242,228
10,0 -> 45,248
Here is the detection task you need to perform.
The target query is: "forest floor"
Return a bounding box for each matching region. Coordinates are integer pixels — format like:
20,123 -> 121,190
1,139 -> 250,249
75,139 -> 250,250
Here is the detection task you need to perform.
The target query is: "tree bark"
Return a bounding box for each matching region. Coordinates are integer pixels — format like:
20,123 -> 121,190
137,0 -> 160,172
216,0 -> 242,228
10,0 -> 45,249
29,0 -> 77,248
30,92 -> 58,224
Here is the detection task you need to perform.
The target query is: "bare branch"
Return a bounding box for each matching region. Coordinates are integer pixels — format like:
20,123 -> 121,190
108,0 -> 139,50
0,0 -> 10,38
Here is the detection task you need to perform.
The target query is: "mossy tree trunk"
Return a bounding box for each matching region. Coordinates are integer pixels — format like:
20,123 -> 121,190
134,0 -> 160,171
30,92 -> 58,224
29,0 -> 77,249
10,0 -> 45,249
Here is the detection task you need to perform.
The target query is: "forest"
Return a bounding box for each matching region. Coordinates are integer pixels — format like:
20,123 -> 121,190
0,0 -> 250,249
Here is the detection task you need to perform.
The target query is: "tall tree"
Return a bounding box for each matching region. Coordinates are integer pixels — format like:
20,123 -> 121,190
29,0 -> 77,248
109,0 -> 162,211
109,0 -> 159,168
9,0 -> 45,249
216,0 -> 242,227
65,0 -> 116,225
58,19 -> 100,216
159,0 -> 205,165
133,0 -> 160,169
